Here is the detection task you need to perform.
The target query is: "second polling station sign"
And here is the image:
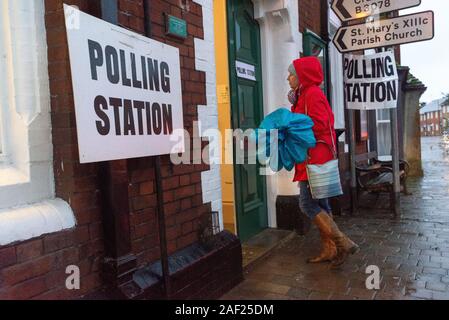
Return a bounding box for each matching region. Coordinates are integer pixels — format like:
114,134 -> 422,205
344,51 -> 398,110
64,5 -> 184,163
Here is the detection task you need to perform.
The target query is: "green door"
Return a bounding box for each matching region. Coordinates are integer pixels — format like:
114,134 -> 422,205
227,0 -> 268,242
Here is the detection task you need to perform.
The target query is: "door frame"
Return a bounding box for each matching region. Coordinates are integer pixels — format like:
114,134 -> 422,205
226,0 -> 268,241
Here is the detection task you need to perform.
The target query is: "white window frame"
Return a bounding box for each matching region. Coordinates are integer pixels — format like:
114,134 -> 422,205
375,109 -> 392,157
0,0 -> 75,246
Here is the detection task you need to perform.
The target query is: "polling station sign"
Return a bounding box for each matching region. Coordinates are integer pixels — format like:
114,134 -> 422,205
344,51 -> 398,110
64,5 -> 184,163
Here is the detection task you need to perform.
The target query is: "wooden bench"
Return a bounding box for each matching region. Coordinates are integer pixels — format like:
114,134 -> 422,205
355,151 -> 411,209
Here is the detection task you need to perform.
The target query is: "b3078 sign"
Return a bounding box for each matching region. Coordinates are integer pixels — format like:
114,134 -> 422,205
332,0 -> 422,22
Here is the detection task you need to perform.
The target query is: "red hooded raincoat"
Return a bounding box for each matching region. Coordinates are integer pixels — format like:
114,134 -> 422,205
291,57 -> 337,182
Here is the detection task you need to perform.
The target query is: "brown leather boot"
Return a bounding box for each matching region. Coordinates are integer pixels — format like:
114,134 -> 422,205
312,212 -> 359,268
307,233 -> 337,263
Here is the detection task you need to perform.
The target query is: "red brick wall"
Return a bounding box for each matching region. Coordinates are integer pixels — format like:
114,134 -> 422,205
299,0 -> 323,36
0,0 -> 211,299
116,0 -> 212,266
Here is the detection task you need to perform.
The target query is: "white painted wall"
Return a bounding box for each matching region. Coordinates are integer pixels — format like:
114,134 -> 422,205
253,0 -> 303,228
193,0 -> 224,231
0,0 -> 75,246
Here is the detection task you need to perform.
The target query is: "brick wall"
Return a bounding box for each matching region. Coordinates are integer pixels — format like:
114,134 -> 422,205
299,0 -> 323,36
0,0 -> 213,299
120,0 -> 213,263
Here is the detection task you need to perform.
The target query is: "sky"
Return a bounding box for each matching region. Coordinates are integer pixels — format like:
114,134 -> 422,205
401,0 -> 449,103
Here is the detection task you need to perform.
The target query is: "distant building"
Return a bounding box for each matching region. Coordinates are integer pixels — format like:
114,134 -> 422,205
420,98 -> 446,136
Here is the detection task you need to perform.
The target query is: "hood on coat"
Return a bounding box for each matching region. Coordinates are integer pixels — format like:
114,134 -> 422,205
292,56 -> 324,89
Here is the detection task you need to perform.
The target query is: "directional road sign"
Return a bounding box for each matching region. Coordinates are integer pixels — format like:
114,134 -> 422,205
332,0 -> 422,22
333,10 -> 434,53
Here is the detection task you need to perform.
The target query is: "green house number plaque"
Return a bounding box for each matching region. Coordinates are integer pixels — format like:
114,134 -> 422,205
166,15 -> 187,39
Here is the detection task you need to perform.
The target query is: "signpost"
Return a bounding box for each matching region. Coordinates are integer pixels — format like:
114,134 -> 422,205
333,10 -> 434,53
332,0 -> 435,218
332,0 -> 422,22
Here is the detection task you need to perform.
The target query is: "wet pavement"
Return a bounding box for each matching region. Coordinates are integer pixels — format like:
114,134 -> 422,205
222,136 -> 449,300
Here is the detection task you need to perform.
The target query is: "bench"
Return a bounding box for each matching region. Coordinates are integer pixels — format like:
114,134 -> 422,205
355,151 -> 411,209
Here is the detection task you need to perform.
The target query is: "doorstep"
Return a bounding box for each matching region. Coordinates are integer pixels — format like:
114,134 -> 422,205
242,229 -> 296,273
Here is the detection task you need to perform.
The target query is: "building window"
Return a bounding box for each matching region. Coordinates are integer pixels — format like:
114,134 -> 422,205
303,29 -> 329,98
0,0 -> 74,246
376,109 -> 391,157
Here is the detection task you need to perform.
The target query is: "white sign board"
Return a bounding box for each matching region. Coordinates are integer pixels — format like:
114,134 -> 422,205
333,11 -> 434,53
64,5 -> 184,163
344,52 -> 398,110
236,61 -> 256,81
332,0 -> 421,22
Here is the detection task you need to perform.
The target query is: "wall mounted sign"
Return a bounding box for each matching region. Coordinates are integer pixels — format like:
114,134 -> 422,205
333,10 -> 434,53
331,0 -> 422,22
344,51 -> 398,110
166,15 -> 188,39
236,61 -> 257,81
64,5 -> 185,163
217,85 -> 230,104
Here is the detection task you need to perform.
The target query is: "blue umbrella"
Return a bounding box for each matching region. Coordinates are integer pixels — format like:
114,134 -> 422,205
257,108 -> 316,172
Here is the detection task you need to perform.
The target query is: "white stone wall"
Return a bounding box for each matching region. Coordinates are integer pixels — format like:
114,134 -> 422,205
193,0 -> 224,231
254,0 -> 303,227
0,0 -> 75,246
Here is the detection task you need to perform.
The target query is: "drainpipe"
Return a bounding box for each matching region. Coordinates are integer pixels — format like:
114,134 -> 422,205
143,0 -> 172,299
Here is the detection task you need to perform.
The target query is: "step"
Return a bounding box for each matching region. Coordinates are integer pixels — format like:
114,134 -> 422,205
242,228 -> 296,273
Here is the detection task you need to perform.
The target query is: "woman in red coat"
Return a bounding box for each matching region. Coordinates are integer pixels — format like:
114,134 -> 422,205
288,57 -> 359,268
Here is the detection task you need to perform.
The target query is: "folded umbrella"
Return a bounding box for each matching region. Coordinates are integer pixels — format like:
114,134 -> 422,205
257,107 -> 316,172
